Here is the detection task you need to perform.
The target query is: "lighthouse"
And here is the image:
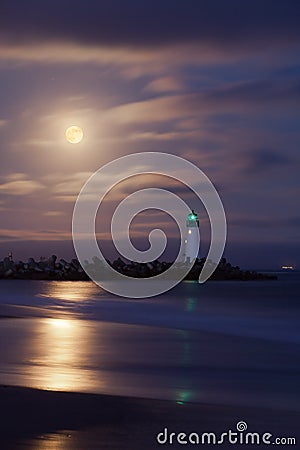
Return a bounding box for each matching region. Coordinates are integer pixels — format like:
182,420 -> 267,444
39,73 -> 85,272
184,210 -> 199,262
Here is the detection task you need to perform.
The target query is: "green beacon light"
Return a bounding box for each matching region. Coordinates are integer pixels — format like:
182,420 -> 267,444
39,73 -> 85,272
186,210 -> 199,228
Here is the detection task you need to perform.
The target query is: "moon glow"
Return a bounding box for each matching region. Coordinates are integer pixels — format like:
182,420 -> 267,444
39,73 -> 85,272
66,126 -> 83,144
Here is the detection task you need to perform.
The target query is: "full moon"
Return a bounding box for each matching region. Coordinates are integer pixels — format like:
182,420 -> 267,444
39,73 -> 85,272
66,125 -> 83,144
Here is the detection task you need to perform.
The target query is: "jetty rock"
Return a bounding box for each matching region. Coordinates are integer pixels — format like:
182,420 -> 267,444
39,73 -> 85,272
0,255 -> 277,281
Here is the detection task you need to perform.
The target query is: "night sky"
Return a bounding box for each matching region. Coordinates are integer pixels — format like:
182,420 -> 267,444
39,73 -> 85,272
0,1 -> 299,269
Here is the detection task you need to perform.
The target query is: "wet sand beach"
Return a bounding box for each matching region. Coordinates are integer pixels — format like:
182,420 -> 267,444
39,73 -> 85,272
0,278 -> 299,448
1,385 -> 299,449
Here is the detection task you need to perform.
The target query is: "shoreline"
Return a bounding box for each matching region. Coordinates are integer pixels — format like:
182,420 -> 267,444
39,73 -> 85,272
1,385 -> 299,449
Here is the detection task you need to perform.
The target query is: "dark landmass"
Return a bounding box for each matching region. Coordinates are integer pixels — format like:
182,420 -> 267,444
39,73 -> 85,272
0,255 -> 277,281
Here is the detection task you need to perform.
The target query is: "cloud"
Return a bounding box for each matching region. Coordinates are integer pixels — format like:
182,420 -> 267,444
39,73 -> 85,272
0,1 -> 299,73
144,77 -> 184,93
0,173 -> 44,195
128,130 -> 203,142
1,1 -> 300,50
102,78 -> 300,129
0,119 -> 8,128
104,95 -> 189,124
230,216 -> 272,229
204,79 -> 300,106
242,148 -> 293,174
0,41 -> 261,70
55,195 -> 78,203
0,228 -> 70,242
52,172 -> 94,196
22,139 -> 56,147
0,43 -> 159,65
286,216 -> 300,227
230,214 -> 300,234
43,211 -> 65,217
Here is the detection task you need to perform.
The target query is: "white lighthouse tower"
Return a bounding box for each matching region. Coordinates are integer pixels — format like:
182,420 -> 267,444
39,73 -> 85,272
184,210 -> 199,262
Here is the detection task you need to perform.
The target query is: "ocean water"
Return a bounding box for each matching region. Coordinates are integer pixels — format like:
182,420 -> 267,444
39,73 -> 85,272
0,273 -> 299,411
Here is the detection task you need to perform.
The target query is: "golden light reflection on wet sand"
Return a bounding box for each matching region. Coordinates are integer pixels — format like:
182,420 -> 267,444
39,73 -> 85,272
30,433 -> 73,450
39,281 -> 99,302
29,318 -> 103,392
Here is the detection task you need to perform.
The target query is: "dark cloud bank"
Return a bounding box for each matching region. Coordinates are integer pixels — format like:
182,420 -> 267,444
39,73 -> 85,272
1,0 -> 300,48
